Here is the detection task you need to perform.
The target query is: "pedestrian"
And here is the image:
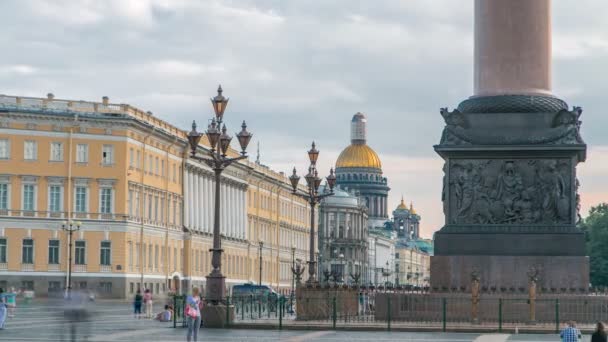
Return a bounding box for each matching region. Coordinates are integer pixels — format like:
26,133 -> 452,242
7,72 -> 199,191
133,289 -> 143,319
0,288 -> 7,330
592,322 -> 607,342
143,289 -> 153,319
6,287 -> 16,318
560,321 -> 582,342
185,287 -> 201,342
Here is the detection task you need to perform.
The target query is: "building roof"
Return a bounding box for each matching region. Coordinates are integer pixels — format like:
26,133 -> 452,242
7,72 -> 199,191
335,143 -> 382,169
396,196 -> 408,210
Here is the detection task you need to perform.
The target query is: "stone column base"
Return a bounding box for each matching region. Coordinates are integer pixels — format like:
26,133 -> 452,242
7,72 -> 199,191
430,255 -> 589,291
202,303 -> 234,328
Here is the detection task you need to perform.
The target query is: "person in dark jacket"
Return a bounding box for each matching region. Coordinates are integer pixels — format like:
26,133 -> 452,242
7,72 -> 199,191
592,322 -> 607,342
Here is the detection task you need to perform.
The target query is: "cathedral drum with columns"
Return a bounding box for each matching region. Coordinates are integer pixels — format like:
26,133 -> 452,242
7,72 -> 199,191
335,113 -> 389,229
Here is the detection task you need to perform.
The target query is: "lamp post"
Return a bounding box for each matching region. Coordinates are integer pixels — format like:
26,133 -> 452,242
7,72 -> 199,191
338,253 -> 345,284
290,245 -> 296,311
61,220 -> 81,299
187,85 -> 253,304
258,241 -> 264,286
384,261 -> 391,287
288,142 -> 336,284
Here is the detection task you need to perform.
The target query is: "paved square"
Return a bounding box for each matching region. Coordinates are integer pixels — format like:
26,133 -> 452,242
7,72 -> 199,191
0,301 -> 587,341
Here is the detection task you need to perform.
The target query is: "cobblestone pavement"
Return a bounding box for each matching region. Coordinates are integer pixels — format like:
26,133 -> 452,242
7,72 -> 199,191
0,301 -> 588,341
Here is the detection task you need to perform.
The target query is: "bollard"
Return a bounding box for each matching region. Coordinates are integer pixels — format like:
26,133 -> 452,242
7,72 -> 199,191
442,298 -> 447,332
387,296 -> 391,331
498,298 -> 503,332
279,296 -> 284,330
332,297 -> 337,330
226,296 -> 230,328
555,299 -> 560,334
173,295 -> 177,329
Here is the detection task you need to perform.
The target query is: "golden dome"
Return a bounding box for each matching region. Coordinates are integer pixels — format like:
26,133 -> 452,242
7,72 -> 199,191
396,196 -> 407,210
335,144 -> 382,169
410,202 -> 417,215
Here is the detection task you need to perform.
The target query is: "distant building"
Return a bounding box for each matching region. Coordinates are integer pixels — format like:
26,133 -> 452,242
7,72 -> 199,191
368,229 -> 395,286
0,93 -> 312,298
318,186 -> 368,285
391,197 -> 421,240
394,239 -> 433,287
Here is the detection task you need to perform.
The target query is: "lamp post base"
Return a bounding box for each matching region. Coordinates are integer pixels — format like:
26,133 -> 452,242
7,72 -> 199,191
201,302 -> 234,328
205,273 -> 226,303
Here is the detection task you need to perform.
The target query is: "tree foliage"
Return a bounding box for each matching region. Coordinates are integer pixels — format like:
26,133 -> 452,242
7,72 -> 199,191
581,203 -> 608,287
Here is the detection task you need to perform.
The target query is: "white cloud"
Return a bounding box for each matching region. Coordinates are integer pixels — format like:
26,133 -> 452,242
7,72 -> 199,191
1,0 -> 607,239
0,64 -> 37,75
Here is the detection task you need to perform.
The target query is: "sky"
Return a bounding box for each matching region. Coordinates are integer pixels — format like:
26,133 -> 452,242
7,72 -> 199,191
1,0 -> 608,238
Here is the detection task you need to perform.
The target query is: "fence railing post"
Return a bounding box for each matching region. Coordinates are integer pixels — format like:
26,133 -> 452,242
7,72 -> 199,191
173,295 -> 177,329
241,297 -> 245,321
555,298 -> 560,334
442,298 -> 447,332
225,296 -> 231,328
387,295 -> 392,331
279,296 -> 284,330
332,296 -> 337,330
498,298 -> 503,333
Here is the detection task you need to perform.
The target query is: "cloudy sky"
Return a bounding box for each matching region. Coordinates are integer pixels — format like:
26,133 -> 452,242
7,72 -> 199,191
1,0 -> 607,237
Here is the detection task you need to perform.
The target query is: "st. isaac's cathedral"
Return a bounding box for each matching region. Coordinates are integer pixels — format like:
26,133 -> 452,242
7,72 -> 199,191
335,112 -> 390,229
322,112 -> 430,285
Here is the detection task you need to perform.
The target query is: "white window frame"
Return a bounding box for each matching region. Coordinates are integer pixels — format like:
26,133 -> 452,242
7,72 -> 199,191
22,238 -> 34,264
76,144 -> 88,163
50,142 -> 64,162
99,187 -> 114,214
102,144 -> 114,165
48,184 -> 63,213
129,148 -> 135,168
0,237 -> 7,263
100,241 -> 112,266
24,140 -> 37,161
0,139 -> 10,159
0,182 -> 10,210
22,183 -> 37,212
48,239 -> 60,265
74,240 -> 86,265
74,186 -> 88,213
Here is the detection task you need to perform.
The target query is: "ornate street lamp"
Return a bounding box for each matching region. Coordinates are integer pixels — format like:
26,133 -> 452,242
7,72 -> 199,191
289,142 -> 336,284
61,220 -> 81,299
290,245 -> 296,310
187,85 -> 252,304
258,241 -> 264,286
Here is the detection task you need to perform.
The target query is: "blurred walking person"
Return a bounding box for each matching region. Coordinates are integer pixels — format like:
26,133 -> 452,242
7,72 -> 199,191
133,289 -> 143,319
143,289 -> 153,319
185,287 -> 201,342
6,287 -> 16,318
0,288 -> 7,330
592,322 -> 607,342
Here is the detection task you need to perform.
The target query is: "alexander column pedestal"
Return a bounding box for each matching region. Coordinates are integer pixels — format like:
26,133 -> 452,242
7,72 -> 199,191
431,95 -> 588,291
431,0 -> 589,292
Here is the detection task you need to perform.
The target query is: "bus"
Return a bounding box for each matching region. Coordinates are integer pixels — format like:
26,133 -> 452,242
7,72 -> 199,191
231,284 -> 279,312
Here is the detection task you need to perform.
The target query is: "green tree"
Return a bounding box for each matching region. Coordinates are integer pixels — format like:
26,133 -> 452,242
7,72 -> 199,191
581,203 -> 608,287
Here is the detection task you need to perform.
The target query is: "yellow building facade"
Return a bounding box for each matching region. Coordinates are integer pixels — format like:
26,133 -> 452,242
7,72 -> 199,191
0,93 -> 312,298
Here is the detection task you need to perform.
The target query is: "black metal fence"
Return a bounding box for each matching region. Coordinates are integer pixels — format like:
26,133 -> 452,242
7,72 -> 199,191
228,291 -> 608,332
